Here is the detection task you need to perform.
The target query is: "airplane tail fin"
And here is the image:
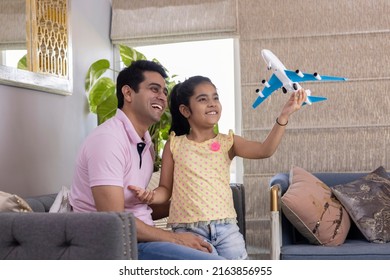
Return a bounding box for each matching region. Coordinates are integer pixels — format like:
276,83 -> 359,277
304,95 -> 327,105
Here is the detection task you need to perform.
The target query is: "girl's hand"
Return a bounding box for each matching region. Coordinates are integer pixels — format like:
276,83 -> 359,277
280,88 -> 307,117
127,185 -> 155,204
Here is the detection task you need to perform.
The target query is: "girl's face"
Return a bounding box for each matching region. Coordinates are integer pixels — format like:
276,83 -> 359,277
185,82 -> 222,128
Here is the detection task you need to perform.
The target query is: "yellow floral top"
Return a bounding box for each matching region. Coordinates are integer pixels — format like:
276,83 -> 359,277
167,130 -> 237,227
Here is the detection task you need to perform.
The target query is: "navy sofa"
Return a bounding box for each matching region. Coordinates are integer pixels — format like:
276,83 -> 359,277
269,172 -> 390,260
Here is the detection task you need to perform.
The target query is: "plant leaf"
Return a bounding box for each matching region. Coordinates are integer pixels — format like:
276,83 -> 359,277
96,92 -> 118,125
88,77 -> 116,113
120,45 -> 147,66
85,59 -> 110,92
17,55 -> 28,70
213,123 -> 219,134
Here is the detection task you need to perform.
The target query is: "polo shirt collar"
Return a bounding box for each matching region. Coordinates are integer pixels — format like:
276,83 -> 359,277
115,109 -> 154,168
115,109 -> 152,145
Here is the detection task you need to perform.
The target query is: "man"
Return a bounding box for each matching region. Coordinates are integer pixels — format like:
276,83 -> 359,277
69,60 -> 224,260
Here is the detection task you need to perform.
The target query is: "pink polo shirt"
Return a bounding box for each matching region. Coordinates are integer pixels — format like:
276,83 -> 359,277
70,109 -> 155,226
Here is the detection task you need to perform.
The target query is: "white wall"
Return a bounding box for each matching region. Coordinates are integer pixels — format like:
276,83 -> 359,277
0,0 -> 113,197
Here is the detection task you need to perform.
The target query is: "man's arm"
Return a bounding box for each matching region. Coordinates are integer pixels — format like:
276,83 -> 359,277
92,185 -> 125,211
91,185 -> 211,253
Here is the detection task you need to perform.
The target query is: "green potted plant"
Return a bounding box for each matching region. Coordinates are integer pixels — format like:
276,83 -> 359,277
84,45 -> 176,171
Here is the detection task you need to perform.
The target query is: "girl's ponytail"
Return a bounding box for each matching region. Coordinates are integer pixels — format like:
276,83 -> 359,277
169,83 -> 190,136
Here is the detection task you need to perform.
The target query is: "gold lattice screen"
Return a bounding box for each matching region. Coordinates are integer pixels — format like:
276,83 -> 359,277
26,0 -> 68,77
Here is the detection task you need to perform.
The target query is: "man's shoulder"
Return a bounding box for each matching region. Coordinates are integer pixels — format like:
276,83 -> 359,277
86,117 -> 126,143
93,116 -> 123,134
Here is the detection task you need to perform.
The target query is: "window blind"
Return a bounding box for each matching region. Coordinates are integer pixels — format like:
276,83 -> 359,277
110,0 -> 237,46
0,0 -> 26,49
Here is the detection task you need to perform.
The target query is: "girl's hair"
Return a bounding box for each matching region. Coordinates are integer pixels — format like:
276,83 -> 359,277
169,76 -> 214,136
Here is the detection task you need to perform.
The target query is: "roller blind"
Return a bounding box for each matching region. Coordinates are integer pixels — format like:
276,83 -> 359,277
0,0 -> 26,49
111,0 -> 237,46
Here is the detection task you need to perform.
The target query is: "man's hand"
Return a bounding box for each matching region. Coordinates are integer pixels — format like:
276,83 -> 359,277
135,218 -> 213,254
128,185 -> 155,204
172,232 -> 213,253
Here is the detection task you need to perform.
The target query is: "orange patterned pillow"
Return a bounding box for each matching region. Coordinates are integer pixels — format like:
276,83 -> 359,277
281,166 -> 351,246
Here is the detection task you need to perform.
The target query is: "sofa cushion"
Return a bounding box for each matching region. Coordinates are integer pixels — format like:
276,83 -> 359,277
332,166 -> 390,243
281,166 -> 351,246
25,194 -> 57,212
281,239 -> 390,260
0,191 -> 32,212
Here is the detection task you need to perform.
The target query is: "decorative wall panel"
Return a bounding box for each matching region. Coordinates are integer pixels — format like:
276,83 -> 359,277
27,0 -> 68,77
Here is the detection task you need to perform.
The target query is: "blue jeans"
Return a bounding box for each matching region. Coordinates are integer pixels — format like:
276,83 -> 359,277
138,241 -> 225,260
173,222 -> 247,260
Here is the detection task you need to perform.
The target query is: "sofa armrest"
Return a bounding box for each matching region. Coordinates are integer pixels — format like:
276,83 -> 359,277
230,183 -> 246,241
270,184 -> 281,259
269,174 -> 297,256
0,212 -> 137,260
269,173 -> 289,195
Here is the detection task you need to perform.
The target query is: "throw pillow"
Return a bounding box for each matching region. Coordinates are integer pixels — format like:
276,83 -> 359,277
332,166 -> 390,243
281,166 -> 351,246
0,191 -> 33,212
49,186 -> 72,213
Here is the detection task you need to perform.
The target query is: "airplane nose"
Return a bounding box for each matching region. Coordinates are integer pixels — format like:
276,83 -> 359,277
261,50 -> 267,59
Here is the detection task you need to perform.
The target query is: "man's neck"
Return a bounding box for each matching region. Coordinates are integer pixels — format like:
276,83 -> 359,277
120,108 -> 149,139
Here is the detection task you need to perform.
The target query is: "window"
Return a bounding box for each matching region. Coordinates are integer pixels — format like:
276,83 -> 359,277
1,50 -> 27,68
134,38 -> 240,181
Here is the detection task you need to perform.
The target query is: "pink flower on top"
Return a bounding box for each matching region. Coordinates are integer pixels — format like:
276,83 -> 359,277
210,141 -> 221,152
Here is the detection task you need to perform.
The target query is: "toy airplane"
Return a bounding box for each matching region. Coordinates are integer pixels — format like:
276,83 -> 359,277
252,49 -> 347,109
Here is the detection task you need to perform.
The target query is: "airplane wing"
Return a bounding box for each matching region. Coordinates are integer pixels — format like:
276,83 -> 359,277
252,74 -> 283,109
285,69 -> 347,82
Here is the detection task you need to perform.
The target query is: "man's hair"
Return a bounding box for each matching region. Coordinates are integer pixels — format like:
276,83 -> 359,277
116,60 -> 168,109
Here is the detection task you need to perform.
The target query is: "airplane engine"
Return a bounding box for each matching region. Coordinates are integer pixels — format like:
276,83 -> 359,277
262,79 -> 270,88
295,69 -> 304,77
255,88 -> 265,98
314,72 -> 322,80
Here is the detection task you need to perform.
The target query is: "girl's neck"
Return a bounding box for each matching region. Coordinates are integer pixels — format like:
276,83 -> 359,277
187,127 -> 217,142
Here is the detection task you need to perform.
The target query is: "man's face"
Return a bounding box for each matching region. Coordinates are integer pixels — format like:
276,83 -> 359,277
131,71 -> 168,125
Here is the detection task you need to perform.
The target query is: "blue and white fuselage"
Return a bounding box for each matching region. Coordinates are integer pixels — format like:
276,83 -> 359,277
252,49 -> 347,109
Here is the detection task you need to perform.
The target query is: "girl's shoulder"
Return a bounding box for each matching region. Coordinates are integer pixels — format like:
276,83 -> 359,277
218,129 -> 234,140
169,131 -> 187,150
217,129 -> 234,148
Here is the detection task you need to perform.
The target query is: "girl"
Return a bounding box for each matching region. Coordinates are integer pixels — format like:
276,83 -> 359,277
129,75 -> 306,259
